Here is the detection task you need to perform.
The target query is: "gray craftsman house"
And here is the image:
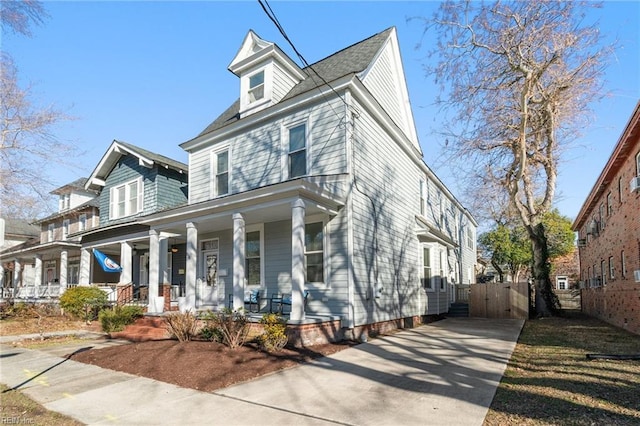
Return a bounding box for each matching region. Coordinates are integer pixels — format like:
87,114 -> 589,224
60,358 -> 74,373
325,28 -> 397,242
125,27 -> 477,340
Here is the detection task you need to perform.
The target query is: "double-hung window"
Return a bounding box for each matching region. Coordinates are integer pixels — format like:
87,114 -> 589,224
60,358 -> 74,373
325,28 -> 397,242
422,247 -> 432,290
47,224 -> 54,242
79,214 -> 87,232
245,230 -> 262,286
248,70 -> 264,103
62,219 -> 70,240
288,123 -> 307,178
305,222 -> 324,283
419,180 -> 425,216
110,177 -> 143,220
212,147 -> 230,197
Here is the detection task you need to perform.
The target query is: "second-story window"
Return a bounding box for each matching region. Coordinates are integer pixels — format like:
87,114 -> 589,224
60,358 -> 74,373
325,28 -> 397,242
110,177 -> 143,220
248,70 -> 264,103
467,228 -> 474,249
419,180 -> 425,216
288,123 -> 306,178
62,219 -> 70,240
79,214 -> 87,232
47,224 -> 54,242
211,147 -> 230,197
607,193 -> 612,216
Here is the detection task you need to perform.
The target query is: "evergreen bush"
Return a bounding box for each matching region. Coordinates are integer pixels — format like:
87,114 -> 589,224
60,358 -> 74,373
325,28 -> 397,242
59,286 -> 108,322
99,305 -> 144,333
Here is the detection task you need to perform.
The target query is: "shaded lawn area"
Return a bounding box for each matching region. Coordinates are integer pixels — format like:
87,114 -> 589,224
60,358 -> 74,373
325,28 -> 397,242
484,311 -> 640,425
0,384 -> 83,426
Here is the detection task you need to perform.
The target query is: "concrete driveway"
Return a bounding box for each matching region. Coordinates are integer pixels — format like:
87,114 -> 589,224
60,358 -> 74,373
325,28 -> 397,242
0,317 -> 523,425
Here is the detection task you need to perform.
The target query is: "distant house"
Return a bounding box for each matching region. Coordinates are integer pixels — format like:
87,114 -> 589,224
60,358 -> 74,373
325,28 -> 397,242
572,101 -> 640,334
0,179 -> 99,299
78,140 -> 188,308
134,27 -> 476,339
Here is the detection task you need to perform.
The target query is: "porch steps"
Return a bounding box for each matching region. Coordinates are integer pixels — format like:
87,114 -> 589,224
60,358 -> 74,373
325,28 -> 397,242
447,302 -> 469,318
109,316 -> 169,342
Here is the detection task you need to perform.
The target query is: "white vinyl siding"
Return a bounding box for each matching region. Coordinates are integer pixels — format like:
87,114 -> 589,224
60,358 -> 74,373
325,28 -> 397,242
188,99 -> 345,204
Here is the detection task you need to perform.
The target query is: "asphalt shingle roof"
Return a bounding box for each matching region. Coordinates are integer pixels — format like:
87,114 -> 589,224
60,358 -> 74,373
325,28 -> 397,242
196,27 -> 393,138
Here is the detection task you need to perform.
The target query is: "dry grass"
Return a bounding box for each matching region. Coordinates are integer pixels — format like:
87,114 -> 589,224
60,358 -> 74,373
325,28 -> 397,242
0,384 -> 83,426
485,311 -> 640,425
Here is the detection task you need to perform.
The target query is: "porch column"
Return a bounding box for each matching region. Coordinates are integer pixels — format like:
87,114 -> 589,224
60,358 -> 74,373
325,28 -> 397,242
159,237 -> 168,285
185,222 -> 198,311
79,248 -> 91,285
291,198 -> 306,321
119,242 -> 133,284
13,258 -> 21,290
148,230 -> 161,313
33,255 -> 43,288
0,263 -> 4,289
232,213 -> 246,311
59,250 -> 68,294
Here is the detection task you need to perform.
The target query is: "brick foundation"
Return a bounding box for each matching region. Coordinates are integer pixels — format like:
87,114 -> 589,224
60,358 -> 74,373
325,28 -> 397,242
581,283 -> 640,335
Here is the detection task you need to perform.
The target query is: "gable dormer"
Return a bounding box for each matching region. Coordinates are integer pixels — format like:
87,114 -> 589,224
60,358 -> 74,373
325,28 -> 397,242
228,30 -> 306,118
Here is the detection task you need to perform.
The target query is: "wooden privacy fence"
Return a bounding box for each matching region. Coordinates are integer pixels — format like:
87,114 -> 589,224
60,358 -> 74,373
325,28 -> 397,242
469,282 -> 529,319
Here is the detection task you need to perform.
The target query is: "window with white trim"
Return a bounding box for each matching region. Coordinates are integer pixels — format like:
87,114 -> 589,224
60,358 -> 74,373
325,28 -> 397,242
419,180 -> 425,216
607,193 -> 612,216
59,194 -> 70,211
62,219 -> 70,240
211,147 -> 230,197
47,224 -> 54,242
467,228 -> 474,249
79,214 -> 87,232
556,276 -> 568,290
601,260 -> 607,285
245,230 -> 261,286
422,247 -> 433,290
109,177 -> 143,220
621,250 -> 626,278
68,259 -> 80,285
636,151 -> 640,176
248,70 -> 265,103
288,123 -> 307,178
439,250 -> 446,292
609,256 -> 615,279
305,222 -> 324,283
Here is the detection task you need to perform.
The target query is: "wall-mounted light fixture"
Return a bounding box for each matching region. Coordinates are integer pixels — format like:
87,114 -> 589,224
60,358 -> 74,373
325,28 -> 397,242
171,245 -> 179,253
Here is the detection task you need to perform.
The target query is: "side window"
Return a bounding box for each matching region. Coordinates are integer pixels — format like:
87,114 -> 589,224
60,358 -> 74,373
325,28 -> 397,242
304,222 -> 324,283
422,247 -> 433,290
47,223 -> 54,242
79,214 -> 87,232
288,123 -> 307,178
211,147 -> 230,197
245,230 -> 261,286
62,219 -> 70,240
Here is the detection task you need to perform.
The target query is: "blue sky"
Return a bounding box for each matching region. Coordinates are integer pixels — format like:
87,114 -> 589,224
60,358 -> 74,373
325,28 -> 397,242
5,1 -> 639,226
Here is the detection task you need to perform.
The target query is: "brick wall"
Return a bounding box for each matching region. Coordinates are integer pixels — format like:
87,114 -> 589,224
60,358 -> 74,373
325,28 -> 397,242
581,283 -> 640,335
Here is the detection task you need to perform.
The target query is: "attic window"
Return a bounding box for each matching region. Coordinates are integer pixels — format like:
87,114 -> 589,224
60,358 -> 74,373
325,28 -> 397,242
248,71 -> 265,103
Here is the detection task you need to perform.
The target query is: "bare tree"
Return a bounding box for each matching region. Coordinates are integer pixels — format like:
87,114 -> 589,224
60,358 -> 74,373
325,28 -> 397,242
1,0 -> 49,36
1,1 -> 75,219
421,1 -> 611,315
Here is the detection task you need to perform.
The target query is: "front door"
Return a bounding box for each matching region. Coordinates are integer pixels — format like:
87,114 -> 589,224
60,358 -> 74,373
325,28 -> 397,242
199,246 -> 219,307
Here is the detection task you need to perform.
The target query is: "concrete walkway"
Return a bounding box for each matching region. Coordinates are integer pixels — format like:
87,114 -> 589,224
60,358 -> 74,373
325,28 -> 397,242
0,318 -> 523,426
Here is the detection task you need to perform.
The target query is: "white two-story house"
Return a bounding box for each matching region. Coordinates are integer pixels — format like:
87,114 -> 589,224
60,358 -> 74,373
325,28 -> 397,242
135,27 -> 476,339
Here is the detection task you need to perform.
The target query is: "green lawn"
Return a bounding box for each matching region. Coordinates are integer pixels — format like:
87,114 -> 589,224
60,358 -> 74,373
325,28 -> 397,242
485,311 -> 640,425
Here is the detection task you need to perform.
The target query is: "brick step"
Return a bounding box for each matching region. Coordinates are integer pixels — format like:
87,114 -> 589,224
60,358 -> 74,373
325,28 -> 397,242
132,317 -> 167,328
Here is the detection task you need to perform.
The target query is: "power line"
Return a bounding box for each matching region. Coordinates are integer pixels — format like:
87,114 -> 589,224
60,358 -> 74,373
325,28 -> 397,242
257,0 -> 350,112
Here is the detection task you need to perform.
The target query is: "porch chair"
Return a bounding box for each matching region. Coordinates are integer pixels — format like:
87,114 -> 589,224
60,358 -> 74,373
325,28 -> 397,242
244,289 -> 261,313
270,290 -> 309,314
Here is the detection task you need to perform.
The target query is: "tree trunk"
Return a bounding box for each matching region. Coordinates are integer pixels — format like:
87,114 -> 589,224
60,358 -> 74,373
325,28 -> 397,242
491,259 -> 504,283
529,223 -> 560,316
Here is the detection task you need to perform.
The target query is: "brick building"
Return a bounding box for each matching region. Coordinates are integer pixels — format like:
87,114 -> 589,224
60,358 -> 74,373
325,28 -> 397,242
572,101 -> 640,334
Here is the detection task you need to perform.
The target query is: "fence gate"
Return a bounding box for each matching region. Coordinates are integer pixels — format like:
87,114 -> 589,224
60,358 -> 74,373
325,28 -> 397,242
469,282 -> 529,319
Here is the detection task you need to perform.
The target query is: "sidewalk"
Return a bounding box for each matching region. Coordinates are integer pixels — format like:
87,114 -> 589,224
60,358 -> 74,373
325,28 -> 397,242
0,318 -> 523,425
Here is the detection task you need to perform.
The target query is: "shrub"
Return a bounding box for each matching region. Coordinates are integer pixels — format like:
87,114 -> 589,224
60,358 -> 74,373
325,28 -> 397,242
59,287 -> 108,322
257,313 -> 288,352
99,305 -> 144,333
198,311 -> 224,342
210,308 -> 249,349
165,311 -> 198,342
